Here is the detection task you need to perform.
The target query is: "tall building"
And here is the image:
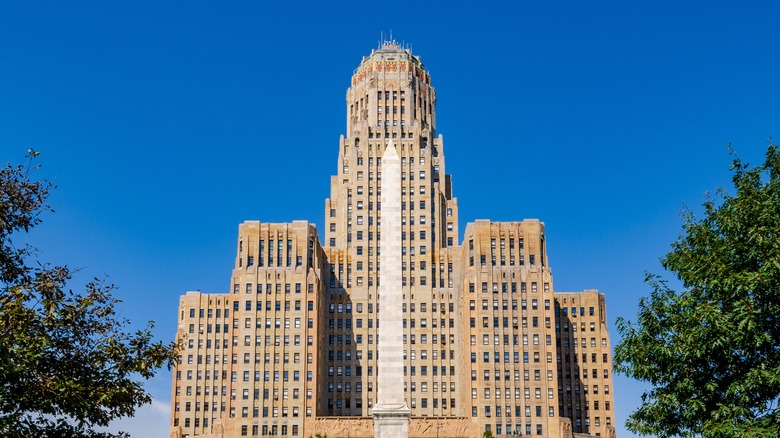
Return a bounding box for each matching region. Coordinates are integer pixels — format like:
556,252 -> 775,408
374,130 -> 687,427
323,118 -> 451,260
169,41 -> 616,438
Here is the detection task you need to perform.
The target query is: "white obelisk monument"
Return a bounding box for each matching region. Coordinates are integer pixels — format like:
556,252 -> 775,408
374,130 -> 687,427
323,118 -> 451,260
372,140 -> 410,437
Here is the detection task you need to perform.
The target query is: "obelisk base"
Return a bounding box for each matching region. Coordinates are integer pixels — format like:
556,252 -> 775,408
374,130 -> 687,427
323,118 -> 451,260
372,404 -> 411,438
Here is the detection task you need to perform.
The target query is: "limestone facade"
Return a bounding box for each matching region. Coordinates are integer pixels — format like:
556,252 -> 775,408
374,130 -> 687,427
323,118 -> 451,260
457,220 -> 562,437
170,221 -> 328,438
554,292 -> 616,438
169,42 -> 616,438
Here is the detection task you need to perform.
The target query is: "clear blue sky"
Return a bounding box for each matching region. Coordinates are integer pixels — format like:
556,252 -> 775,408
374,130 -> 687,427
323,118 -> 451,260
2,1 -> 778,436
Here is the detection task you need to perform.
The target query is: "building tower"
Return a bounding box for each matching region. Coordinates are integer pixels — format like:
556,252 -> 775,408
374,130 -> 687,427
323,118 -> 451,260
170,221 -> 328,438
322,39 -> 461,421
168,41 -> 617,438
457,219 -> 563,436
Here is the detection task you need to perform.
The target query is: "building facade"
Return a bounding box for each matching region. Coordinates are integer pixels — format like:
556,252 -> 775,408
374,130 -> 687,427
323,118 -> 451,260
169,42 -> 616,438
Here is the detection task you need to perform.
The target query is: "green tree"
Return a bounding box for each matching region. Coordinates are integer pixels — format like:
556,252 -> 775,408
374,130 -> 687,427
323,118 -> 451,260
614,143 -> 780,437
0,151 -> 177,437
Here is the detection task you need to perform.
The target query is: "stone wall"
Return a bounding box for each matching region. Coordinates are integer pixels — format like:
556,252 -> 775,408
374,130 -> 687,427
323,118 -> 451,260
306,416 -> 475,437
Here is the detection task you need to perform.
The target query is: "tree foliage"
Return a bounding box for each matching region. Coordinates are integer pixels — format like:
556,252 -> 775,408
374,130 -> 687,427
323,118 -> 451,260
0,151 -> 177,437
614,143 -> 780,437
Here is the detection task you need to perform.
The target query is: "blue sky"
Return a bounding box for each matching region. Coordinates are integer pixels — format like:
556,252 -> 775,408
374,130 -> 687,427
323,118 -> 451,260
1,1 -> 779,436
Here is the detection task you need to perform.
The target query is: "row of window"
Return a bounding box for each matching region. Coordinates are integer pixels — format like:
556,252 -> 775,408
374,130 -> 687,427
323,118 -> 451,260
176,361 -> 314,382
557,320 -> 600,332
467,237 -> 535,266
376,105 -> 405,114
236,299 -> 311,312
177,385 -> 312,401
328,273 -> 456,288
374,118 -> 407,127
187,309 -> 312,335
471,351 -> 554,364
237,334 -> 308,347
470,298 -> 550,310
330,219 -> 432,246
238,317 -> 308,329
401,318 -> 455,328
234,405 -> 304,419
376,90 -> 404,100
327,301 -> 452,314
238,238 -> 315,268
179,398 -> 305,415
345,229 -> 435,242
561,338 -> 607,348
325,316 -> 457,332
485,422 -> 545,436
233,283 -> 314,295
481,407 -> 550,427
401,365 -> 456,376
573,415 -> 612,428
474,387 -> 555,400
338,151 -> 428,171
471,333 -> 553,346
187,308 -> 230,319
471,316 -> 549,330
559,383 -> 611,395
186,351 -> 312,366
324,333 -> 457,347
347,169 -> 427,181
469,281 -> 546,294
556,306 -> 596,316
180,336 -> 313,355
329,396 -> 454,411
560,352 -> 609,364
240,423 -> 300,436
328,348 -> 456,362
402,380 -> 457,392
182,351 -> 310,367
402,333 -> 455,345
188,323 -> 229,335
471,368 -> 553,382
560,368 -> 612,379
365,130 -> 416,139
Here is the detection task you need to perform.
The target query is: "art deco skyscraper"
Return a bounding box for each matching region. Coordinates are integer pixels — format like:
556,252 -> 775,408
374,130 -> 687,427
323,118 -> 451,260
169,41 -> 616,438
321,40 -> 461,421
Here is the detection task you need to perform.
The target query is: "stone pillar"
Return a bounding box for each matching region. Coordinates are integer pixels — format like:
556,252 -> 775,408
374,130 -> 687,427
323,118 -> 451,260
372,140 -> 410,437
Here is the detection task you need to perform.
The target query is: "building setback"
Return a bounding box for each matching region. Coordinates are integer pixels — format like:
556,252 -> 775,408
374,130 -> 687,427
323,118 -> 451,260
169,42 -> 616,438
